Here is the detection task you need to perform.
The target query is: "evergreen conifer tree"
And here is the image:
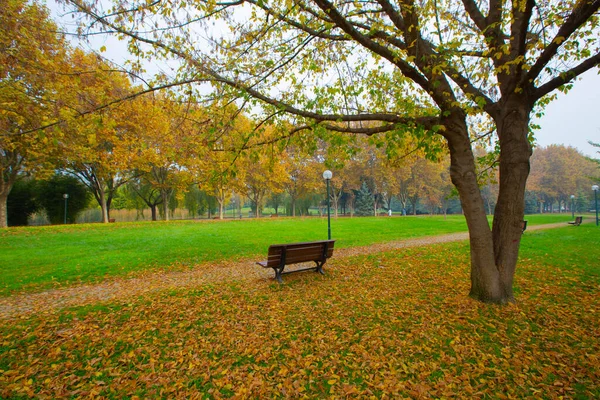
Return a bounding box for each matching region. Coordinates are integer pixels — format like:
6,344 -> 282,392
354,182 -> 374,216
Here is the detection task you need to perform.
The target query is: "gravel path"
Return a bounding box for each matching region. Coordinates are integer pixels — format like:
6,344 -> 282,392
0,222 -> 570,320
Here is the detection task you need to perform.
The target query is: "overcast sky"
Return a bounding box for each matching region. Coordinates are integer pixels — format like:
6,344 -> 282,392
533,70 -> 599,158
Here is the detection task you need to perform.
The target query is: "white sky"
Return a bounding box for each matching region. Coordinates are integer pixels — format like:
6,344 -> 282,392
534,70 -> 600,158
48,1 -> 599,159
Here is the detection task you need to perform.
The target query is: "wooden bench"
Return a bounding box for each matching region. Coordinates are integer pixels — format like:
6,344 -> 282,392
568,216 -> 583,226
521,220 -> 528,232
256,240 -> 335,283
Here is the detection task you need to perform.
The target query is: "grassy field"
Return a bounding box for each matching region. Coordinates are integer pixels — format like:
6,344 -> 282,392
0,225 -> 598,398
0,214 -> 574,295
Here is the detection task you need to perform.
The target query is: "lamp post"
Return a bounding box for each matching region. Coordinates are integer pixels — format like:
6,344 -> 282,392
63,193 -> 69,224
571,194 -> 575,219
593,185 -> 599,226
323,170 -> 332,240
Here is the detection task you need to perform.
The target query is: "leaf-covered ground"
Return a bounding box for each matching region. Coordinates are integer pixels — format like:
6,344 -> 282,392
1,229 -> 599,398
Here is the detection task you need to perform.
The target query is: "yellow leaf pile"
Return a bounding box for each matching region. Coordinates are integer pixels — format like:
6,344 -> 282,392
1,242 -> 598,398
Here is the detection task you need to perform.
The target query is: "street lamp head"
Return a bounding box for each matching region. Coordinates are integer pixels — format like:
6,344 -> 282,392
593,185 -> 599,192
571,194 -> 575,199
63,193 -> 69,199
323,170 -> 332,180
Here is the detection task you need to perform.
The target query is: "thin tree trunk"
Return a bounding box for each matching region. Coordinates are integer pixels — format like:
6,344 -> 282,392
332,196 -> 339,218
150,205 -> 157,221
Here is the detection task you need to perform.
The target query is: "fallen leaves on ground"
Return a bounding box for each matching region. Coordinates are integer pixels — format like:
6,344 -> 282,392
1,241 -> 598,398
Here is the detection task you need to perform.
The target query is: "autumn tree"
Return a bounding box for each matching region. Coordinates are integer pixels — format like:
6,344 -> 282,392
235,127 -> 290,218
321,135 -> 364,217
67,0 -> 600,303
284,146 -> 321,217
197,105 -> 252,219
0,0 -> 68,228
59,50 -> 141,223
129,94 -> 203,221
587,140 -> 600,182
527,145 -> 597,211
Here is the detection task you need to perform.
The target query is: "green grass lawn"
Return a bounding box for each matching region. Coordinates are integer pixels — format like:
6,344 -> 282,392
0,225 -> 598,398
0,214 -> 573,295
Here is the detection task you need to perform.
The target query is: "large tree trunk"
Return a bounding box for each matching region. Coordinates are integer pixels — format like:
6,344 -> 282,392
491,99 -> 532,303
444,114 -> 505,303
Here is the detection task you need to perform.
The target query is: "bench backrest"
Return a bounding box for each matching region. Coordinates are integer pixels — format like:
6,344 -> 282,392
264,240 -> 335,268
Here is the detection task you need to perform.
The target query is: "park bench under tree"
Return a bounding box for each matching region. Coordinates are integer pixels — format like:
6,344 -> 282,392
568,216 -> 583,226
257,240 -> 335,283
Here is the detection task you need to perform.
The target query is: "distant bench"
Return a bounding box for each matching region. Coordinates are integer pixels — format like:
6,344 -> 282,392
256,240 -> 335,283
568,216 -> 583,226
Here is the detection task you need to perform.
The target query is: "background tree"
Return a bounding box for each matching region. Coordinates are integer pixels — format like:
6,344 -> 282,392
127,177 -> 163,221
7,179 -> 39,226
197,106 -> 251,219
528,145 -> 596,211
60,50 -> 140,223
36,174 -> 89,224
0,0 -> 67,228
354,181 -> 375,217
284,146 -> 321,217
234,125 -> 290,218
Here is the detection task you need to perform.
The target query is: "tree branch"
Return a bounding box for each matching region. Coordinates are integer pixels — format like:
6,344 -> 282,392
311,0 -> 431,91
64,0 -> 437,136
525,0 -> 600,84
533,52 -> 600,101
5,79 -> 200,137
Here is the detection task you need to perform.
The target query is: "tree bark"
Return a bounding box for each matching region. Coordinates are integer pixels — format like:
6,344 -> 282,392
0,177 -> 14,227
491,98 -> 533,302
0,192 -> 8,228
161,189 -> 170,221
444,114 -> 505,303
99,190 -> 109,224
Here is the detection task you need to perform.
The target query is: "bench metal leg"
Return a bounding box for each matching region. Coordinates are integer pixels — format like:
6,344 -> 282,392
315,261 -> 325,275
273,267 -> 284,283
